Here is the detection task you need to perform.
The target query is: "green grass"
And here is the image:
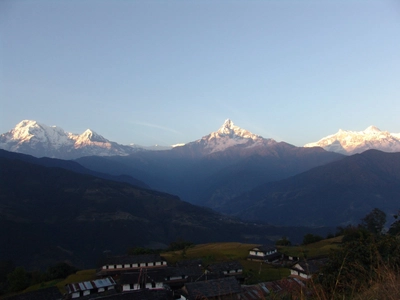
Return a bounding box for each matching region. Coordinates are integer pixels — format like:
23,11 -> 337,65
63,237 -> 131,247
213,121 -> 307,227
162,242 -> 259,264
162,242 -> 290,284
22,279 -> 63,293
1,270 -> 97,300
241,260 -> 290,284
278,236 -> 342,258
55,269 -> 97,294
162,239 -> 344,284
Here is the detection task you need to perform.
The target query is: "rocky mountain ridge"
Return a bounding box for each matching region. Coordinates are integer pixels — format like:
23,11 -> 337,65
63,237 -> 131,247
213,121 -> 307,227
2,120 -> 400,159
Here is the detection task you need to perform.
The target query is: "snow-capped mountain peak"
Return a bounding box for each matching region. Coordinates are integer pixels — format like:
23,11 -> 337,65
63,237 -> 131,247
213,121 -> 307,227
364,125 -> 381,133
71,129 -> 109,144
7,119 -> 72,148
305,126 -> 400,155
182,119 -> 272,154
217,119 -> 235,134
212,119 -> 262,141
0,120 -> 144,159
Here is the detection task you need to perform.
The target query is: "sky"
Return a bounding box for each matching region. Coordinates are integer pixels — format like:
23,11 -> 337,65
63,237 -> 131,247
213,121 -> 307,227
1,0 -> 400,147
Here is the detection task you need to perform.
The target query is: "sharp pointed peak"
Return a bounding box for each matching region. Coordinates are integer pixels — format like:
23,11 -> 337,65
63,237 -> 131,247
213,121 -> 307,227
81,129 -> 97,136
222,119 -> 234,127
364,125 -> 381,132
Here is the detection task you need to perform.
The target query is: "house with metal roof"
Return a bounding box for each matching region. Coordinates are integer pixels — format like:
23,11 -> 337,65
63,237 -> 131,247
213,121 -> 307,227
290,257 -> 328,279
64,277 -> 116,299
119,265 -> 204,292
206,261 -> 244,283
241,278 -> 306,299
181,277 -> 242,300
97,254 -> 167,276
248,245 -> 282,262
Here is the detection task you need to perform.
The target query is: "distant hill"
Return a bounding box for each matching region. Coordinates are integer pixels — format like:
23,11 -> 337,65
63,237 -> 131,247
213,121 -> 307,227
0,155 -> 331,270
225,150 -> 400,227
0,149 -> 149,189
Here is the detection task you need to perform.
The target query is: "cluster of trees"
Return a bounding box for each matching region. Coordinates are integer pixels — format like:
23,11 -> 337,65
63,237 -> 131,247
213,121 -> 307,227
0,262 -> 78,295
317,208 -> 400,297
126,239 -> 194,256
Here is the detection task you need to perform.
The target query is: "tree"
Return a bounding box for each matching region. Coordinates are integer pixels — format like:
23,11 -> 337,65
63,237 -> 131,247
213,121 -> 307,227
167,239 -> 193,251
46,262 -> 77,280
7,267 -> 29,292
388,210 -> 400,236
320,232 -> 380,296
276,237 -> 291,246
127,247 -> 158,255
360,208 -> 386,235
302,233 -> 323,245
0,260 -> 15,295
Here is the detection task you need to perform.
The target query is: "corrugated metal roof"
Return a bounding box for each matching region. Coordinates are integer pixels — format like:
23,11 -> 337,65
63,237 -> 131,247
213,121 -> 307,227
65,277 -> 116,294
84,281 -> 93,290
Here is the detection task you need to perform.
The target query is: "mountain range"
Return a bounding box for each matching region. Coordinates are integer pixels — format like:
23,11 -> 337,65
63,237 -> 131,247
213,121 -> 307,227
0,120 -> 143,159
1,120 -> 400,158
304,126 -> 400,155
74,121 -> 344,208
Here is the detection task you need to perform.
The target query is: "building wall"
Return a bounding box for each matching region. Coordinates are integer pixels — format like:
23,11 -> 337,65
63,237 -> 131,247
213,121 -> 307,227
102,261 -> 166,270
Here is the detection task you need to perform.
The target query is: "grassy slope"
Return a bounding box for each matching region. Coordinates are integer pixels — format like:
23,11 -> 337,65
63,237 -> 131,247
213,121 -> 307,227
162,242 -> 291,283
278,236 -> 343,258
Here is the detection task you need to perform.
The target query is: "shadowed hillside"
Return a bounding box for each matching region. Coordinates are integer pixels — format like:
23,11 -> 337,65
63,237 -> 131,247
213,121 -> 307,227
226,150 -> 400,226
0,154 -> 332,269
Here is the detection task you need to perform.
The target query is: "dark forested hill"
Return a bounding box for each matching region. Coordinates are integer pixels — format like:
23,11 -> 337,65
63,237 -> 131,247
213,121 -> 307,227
0,149 -> 149,189
0,155 -> 330,270
225,150 -> 400,227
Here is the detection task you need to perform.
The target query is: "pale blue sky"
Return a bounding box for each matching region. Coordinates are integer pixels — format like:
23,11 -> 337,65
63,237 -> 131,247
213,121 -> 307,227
1,0 -> 400,146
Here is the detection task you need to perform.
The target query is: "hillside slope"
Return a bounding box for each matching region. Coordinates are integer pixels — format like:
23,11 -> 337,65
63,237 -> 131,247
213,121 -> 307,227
0,156 -> 329,269
226,150 -> 400,226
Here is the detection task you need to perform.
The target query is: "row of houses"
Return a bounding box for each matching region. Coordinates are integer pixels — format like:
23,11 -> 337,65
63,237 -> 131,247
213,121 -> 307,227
7,246 -> 327,300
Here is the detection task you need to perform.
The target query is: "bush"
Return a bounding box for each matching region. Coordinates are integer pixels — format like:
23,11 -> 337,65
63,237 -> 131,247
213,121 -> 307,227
47,262 -> 78,280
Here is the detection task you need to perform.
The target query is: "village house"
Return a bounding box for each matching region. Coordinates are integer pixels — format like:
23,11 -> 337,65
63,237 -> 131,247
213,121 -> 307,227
241,277 -> 306,299
64,277 -> 116,299
91,289 -> 174,300
118,266 -> 204,292
180,277 -> 242,300
248,245 -> 281,263
97,254 -> 167,276
119,271 -> 164,292
206,261 -> 244,282
290,258 -> 328,279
